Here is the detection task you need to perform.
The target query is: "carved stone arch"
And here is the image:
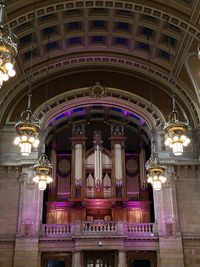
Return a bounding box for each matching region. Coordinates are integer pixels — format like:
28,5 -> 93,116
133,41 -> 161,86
2,58 -> 198,128
34,87 -> 165,137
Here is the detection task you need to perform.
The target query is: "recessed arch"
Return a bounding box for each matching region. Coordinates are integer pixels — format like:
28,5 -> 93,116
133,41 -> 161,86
34,87 -> 165,139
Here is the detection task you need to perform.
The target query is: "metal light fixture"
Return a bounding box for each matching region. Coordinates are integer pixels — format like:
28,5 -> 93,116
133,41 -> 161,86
146,153 -> 167,191
33,154 -> 53,190
14,94 -> 40,156
0,1 -> 17,88
164,95 -> 190,156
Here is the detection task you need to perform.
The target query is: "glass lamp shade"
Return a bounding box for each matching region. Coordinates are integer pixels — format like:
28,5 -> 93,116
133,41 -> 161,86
0,19 -> 18,88
146,155 -> 167,191
32,154 -> 53,190
14,110 -> 40,156
20,141 -> 32,156
38,180 -> 47,191
153,180 -> 162,191
164,107 -> 190,156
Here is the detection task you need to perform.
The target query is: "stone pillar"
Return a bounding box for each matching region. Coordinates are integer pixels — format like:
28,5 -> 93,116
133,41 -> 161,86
118,250 -> 127,267
70,124 -> 86,198
156,165 -> 184,267
110,124 -> 126,198
14,166 -> 42,267
72,251 -> 81,267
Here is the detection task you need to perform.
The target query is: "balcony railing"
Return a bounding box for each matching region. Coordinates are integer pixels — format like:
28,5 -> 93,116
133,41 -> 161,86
42,224 -> 74,237
82,221 -> 117,233
126,223 -> 155,236
41,222 -> 156,238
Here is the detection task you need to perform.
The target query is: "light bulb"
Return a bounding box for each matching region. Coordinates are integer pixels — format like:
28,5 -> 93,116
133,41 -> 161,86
173,135 -> 179,142
147,176 -> 153,184
5,62 -> 13,71
2,73 -> 9,81
180,135 -> 186,142
160,175 -> 167,183
153,175 -> 158,180
33,139 -> 39,148
29,136 -> 35,143
47,176 -> 53,184
8,69 -> 16,77
14,136 -> 20,145
33,175 -> 39,183
183,138 -> 190,147
21,135 -> 28,141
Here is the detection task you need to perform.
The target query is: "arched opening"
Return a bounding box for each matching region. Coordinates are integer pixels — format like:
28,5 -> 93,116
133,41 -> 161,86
41,100 -> 155,225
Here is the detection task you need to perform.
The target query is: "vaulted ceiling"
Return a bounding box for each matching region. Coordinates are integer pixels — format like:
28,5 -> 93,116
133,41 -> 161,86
1,0 -> 200,129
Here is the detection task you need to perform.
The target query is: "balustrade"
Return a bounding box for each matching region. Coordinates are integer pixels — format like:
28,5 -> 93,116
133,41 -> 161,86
42,224 -> 73,237
126,223 -> 155,235
82,221 -> 117,233
41,222 -> 156,238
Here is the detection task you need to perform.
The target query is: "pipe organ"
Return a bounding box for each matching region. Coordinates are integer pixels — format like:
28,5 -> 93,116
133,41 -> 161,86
47,123 -> 151,224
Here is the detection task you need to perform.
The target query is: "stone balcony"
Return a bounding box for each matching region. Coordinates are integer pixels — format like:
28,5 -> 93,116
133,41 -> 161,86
41,221 -> 157,240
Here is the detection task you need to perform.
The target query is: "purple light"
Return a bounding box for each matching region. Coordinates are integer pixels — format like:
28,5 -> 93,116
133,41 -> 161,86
123,110 -> 129,116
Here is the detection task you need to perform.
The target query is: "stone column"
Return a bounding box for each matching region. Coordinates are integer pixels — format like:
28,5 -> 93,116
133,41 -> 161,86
70,125 -> 86,198
72,251 -> 81,267
14,166 -> 42,267
156,165 -> 184,267
118,250 -> 127,267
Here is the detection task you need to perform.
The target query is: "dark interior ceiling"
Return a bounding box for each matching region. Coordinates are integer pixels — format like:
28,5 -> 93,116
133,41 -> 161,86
0,0 -> 200,130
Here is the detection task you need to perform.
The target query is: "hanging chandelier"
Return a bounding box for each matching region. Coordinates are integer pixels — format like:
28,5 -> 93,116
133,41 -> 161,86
32,154 -> 53,190
0,1 -> 17,88
14,94 -> 40,156
164,95 -> 190,156
146,153 -> 167,191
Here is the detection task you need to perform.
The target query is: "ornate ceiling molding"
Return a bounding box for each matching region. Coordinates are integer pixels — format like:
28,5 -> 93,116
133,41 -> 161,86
2,55 -> 199,128
7,1 -> 200,41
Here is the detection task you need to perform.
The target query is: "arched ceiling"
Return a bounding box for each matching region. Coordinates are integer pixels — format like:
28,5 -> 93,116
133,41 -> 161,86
1,0 -> 200,128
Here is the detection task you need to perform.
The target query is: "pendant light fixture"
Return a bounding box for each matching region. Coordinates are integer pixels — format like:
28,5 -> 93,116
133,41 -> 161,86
146,153 -> 167,191
33,34 -> 53,190
146,137 -> 167,191
0,1 -> 17,88
164,95 -> 190,156
14,92 -> 40,156
32,154 -> 53,190
145,36 -> 166,190
14,22 -> 40,156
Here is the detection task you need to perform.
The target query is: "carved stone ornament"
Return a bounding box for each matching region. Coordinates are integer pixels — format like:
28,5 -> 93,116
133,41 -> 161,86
111,123 -> 124,136
89,82 -> 106,98
72,124 -> 85,137
19,168 -> 36,190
